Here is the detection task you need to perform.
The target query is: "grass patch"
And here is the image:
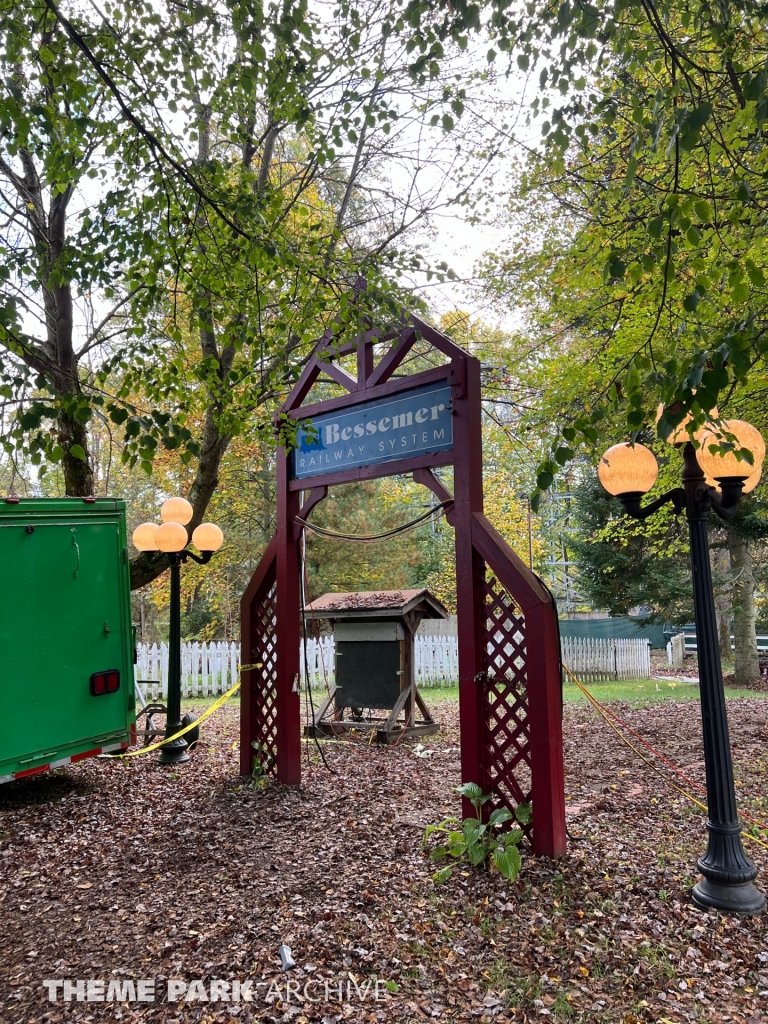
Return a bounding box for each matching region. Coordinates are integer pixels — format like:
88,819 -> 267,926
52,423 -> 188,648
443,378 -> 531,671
150,679 -> 767,715
423,686 -> 460,702
419,679 -> 768,704
563,678 -> 768,703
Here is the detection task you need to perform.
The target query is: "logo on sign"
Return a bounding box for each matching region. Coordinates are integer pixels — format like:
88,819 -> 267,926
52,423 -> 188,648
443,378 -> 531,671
292,382 -> 453,480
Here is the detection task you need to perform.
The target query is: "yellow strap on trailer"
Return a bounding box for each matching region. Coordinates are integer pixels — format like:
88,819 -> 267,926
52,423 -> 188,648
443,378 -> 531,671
121,679 -> 241,757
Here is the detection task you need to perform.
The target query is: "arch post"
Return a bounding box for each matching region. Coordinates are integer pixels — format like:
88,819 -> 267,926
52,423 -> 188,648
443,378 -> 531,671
274,447 -> 302,784
450,355 -> 488,822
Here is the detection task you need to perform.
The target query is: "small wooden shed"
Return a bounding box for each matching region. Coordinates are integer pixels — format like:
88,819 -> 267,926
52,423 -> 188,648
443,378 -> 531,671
304,589 -> 446,744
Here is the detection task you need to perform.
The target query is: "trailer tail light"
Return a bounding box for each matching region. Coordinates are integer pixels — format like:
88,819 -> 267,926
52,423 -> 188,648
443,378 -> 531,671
90,670 -> 120,696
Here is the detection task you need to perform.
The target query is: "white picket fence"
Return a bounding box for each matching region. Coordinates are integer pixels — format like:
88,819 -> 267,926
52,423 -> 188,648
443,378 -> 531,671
299,636 -> 336,689
560,636 -> 651,682
135,632 -> 651,699
415,635 -> 460,688
134,635 -> 461,697
135,642 -> 240,700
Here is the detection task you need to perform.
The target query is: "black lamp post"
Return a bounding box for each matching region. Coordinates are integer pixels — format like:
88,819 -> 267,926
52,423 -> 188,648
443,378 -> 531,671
132,500 -> 224,766
598,420 -> 766,915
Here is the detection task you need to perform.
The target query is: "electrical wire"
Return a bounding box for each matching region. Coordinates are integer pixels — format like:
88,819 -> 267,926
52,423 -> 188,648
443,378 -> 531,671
295,500 -> 452,543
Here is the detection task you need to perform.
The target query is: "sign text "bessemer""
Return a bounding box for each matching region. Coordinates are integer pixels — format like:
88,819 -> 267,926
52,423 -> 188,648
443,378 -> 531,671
292,383 -> 453,481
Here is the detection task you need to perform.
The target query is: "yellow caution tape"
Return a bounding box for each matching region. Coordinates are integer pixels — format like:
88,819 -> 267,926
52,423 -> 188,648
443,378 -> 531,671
121,679 -> 241,757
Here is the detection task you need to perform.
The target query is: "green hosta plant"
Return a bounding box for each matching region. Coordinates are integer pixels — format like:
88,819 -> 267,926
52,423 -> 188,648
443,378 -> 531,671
423,782 -> 532,883
248,741 -> 274,791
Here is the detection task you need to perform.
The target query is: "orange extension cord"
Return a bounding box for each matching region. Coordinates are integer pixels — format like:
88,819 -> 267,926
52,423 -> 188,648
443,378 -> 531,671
563,663 -> 768,852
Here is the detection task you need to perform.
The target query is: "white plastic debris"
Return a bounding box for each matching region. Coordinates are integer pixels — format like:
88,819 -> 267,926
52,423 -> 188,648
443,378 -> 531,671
278,944 -> 296,971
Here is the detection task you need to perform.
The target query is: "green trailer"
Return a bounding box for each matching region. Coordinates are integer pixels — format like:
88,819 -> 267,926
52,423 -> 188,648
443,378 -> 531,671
0,497 -> 136,783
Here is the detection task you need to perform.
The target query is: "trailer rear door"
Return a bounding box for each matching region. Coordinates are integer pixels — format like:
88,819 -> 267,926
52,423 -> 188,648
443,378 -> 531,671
0,516 -> 130,767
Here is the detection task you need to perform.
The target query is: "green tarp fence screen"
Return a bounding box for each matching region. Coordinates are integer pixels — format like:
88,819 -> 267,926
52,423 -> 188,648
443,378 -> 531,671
557,617 -> 667,649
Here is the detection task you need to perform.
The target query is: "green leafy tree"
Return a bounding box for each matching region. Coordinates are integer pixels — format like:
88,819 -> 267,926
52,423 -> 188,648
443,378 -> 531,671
569,474 -> 693,623
302,475 -> 449,600
374,0 -> 768,493
0,0 -> 496,592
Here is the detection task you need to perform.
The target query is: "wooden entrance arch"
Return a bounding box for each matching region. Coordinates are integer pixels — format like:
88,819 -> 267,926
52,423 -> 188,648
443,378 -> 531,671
240,312 -> 566,858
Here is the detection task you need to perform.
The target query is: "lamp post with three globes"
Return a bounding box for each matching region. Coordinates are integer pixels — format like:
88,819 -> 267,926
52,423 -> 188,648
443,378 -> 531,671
597,417 -> 766,915
132,498 -> 224,765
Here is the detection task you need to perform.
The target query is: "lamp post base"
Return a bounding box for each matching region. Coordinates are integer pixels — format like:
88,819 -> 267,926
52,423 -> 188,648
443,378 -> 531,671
692,878 -> 766,916
159,734 -> 190,765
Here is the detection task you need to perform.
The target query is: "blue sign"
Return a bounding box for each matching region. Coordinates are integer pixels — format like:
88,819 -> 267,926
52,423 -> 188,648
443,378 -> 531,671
292,382 -> 453,480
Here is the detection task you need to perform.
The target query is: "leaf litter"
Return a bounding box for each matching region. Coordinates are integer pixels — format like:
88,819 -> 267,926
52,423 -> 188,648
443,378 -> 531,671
1,695 -> 767,1023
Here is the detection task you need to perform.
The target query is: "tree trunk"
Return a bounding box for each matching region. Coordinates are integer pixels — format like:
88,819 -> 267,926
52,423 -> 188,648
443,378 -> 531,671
15,145 -> 95,498
711,543 -> 732,664
48,177 -> 95,497
58,408 -> 95,496
727,528 -> 760,686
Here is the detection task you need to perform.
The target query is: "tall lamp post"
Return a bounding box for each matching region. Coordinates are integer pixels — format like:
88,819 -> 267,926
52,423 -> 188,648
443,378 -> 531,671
597,418 -> 766,915
132,498 -> 224,765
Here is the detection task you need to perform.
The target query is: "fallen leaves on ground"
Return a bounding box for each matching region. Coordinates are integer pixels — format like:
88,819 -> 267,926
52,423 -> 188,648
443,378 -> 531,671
1,694 -> 768,1023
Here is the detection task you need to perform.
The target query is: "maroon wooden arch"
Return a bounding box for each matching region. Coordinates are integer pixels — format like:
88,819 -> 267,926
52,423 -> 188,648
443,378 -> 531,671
240,313 -> 566,858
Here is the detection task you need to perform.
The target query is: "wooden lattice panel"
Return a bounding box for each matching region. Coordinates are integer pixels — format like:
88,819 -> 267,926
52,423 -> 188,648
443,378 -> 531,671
481,573 -> 533,823
250,574 -> 279,777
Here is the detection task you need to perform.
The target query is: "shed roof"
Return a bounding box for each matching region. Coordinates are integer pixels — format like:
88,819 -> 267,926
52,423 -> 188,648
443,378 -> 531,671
305,589 -> 448,620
